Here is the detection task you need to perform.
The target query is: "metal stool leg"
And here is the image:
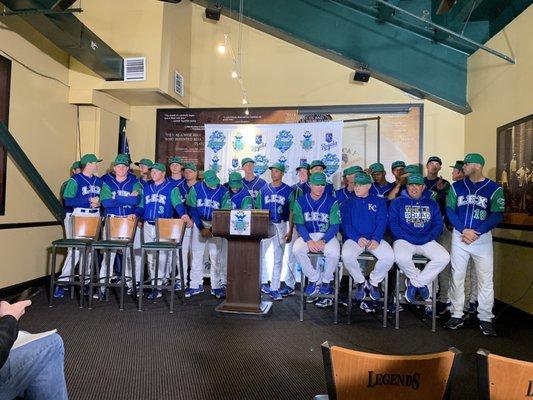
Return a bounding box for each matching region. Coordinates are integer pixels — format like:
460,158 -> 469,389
299,269 -> 305,322
88,247 -> 96,310
333,263 -> 340,324
70,246 -> 76,300
169,250 -> 176,314
49,246 -> 57,307
138,249 -> 145,311
432,276 -> 437,332
395,267 -> 400,330
347,275 -> 353,324
178,248 -> 185,305
154,250 -> 159,295
129,245 -> 137,300
383,273 -> 388,328
119,248 -> 126,311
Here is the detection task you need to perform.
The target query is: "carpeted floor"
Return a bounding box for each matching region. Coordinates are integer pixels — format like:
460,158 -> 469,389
16,287 -> 533,400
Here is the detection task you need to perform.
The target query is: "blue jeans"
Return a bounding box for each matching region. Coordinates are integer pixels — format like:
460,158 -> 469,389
0,333 -> 68,400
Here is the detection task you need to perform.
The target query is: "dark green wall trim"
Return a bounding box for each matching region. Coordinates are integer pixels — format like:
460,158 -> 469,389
0,275 -> 49,295
493,236 -> 533,248
0,220 -> 62,230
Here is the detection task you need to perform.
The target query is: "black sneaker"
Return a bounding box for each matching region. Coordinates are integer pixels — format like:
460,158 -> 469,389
479,321 -> 497,337
443,317 -> 465,330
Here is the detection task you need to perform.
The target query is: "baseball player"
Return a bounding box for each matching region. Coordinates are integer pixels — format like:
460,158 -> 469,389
334,166 -> 360,204
387,161 -> 409,200
255,163 -> 294,301
241,157 -> 267,200
389,174 -> 450,305
186,169 -> 231,299
369,162 -> 394,198
135,162 -> 190,300
134,158 -> 153,189
444,153 -> 504,336
292,172 -> 341,307
228,172 -> 254,209
92,154 -> 143,299
341,173 -> 394,303
56,154 -> 104,296
53,161 -> 82,298
167,156 -> 185,189
309,160 -> 335,195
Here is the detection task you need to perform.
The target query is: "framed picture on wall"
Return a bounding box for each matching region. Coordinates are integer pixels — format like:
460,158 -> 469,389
496,114 -> 533,230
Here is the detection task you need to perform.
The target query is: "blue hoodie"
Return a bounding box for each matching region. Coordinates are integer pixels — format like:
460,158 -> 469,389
340,194 -> 388,243
388,190 -> 443,245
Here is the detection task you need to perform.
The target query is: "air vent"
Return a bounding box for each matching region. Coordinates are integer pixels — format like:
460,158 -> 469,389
174,71 -> 184,97
124,57 -> 146,81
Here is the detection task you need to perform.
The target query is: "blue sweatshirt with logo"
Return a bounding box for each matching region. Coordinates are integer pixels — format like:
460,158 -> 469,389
340,194 -> 388,243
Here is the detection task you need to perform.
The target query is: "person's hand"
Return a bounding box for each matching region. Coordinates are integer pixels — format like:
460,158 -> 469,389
284,231 -> 292,243
315,240 -> 326,252
399,174 -> 408,185
307,240 -> 320,253
201,228 -> 213,239
0,300 -> 31,321
436,177 -> 447,191
90,197 -> 100,208
358,238 -> 369,248
367,240 -> 379,251
137,221 -> 143,228
462,228 -> 479,244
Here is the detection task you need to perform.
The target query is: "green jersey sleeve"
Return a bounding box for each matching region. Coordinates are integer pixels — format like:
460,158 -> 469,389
490,187 -> 505,212
100,183 -> 113,201
292,200 -> 305,225
254,193 -> 263,209
62,178 -> 78,198
446,186 -> 458,210
170,187 -> 183,208
186,187 -> 198,208
241,196 -> 254,209
329,201 -> 341,225
221,192 -> 231,210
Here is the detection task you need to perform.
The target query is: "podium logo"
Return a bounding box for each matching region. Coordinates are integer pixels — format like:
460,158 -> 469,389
367,371 -> 420,390
232,211 -> 249,233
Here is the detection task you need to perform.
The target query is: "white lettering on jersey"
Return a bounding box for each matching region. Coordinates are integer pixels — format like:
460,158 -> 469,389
197,199 -> 220,209
145,194 -> 167,205
457,195 -> 488,208
304,211 -> 329,223
81,186 -> 101,196
265,194 -> 286,205
404,205 -> 431,228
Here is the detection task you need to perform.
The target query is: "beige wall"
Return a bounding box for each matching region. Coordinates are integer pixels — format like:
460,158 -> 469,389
465,5 -> 533,313
0,17 -> 77,287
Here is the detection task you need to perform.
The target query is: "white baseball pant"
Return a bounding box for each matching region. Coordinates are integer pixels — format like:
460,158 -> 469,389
190,224 -> 223,290
293,232 -> 340,284
449,230 -> 494,321
342,239 -> 394,286
282,227 -> 300,289
143,222 -> 168,285
260,222 -> 287,291
393,239 -> 450,288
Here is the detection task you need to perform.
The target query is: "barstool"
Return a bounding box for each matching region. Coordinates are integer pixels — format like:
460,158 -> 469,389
346,251 -> 389,327
138,218 -> 186,313
49,215 -> 101,308
88,215 -> 138,311
299,252 -> 342,324
395,255 -> 438,332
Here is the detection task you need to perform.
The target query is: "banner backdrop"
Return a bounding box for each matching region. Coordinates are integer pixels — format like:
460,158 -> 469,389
203,121 -> 343,186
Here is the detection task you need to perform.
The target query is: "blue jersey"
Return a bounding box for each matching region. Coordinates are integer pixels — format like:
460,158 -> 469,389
334,187 -> 356,205
139,177 -> 152,190
446,178 -> 504,234
186,182 -> 231,229
388,191 -> 443,245
136,180 -> 185,223
230,188 -> 254,210
292,192 -> 340,242
243,176 -> 267,200
340,194 -> 388,243
60,180 -> 73,214
178,180 -> 195,204
424,177 -> 449,214
370,181 -> 395,199
167,176 -> 186,190
255,183 -> 294,223
100,174 -> 142,216
62,173 -> 103,209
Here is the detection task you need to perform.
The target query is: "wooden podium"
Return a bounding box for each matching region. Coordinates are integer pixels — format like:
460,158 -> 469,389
212,209 -> 273,315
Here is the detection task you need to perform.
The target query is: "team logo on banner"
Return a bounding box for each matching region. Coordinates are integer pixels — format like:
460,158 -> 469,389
321,132 -> 338,151
322,154 -> 340,177
300,158 -> 308,165
209,154 -> 222,172
207,130 -> 226,153
253,154 -> 269,175
228,157 -> 240,175
233,133 -> 244,152
251,134 -> 266,152
274,130 -> 293,153
301,131 -> 314,151
278,155 -> 290,172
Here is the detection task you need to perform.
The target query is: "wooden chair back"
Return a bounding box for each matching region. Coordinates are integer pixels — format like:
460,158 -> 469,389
72,216 -> 101,240
106,216 -> 137,241
156,218 -> 185,244
477,348 -> 533,399
321,341 -> 461,400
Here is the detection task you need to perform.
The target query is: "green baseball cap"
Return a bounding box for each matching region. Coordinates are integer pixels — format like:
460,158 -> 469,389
405,164 -> 422,174
149,162 -> 166,172
228,172 -> 243,189
269,163 -> 286,173
309,172 -> 327,186
407,174 -> 425,185
168,156 -> 183,165
203,169 -> 220,187
464,153 -> 485,166
113,154 -> 130,166
80,153 -> 102,166
296,162 -> 310,171
369,162 -> 385,173
391,160 -> 406,170
354,173 -> 372,185
450,160 -> 464,170
183,162 -> 197,172
427,156 -> 442,165
310,160 -> 327,169
343,166 -> 360,177
134,158 -> 154,167
241,157 -> 255,166
71,161 -> 81,170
